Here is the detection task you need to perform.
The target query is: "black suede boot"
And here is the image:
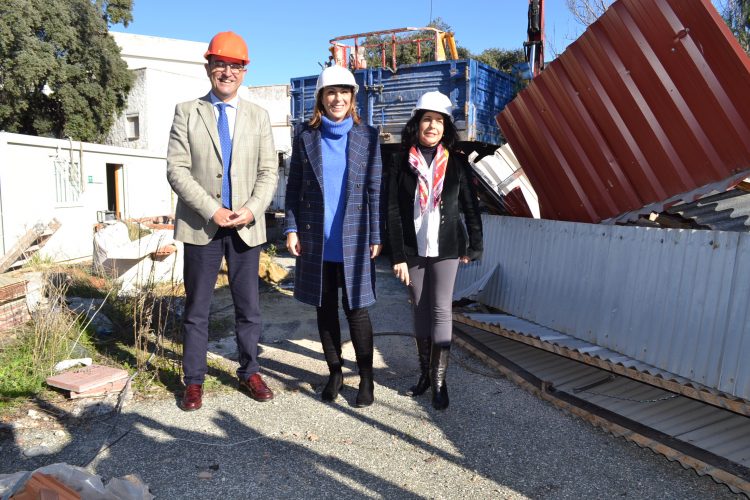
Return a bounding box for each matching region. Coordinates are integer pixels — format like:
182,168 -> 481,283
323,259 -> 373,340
321,368 -> 343,402
348,307 -> 375,407
430,345 -> 450,410
318,309 -> 344,402
355,362 -> 374,407
406,337 -> 431,396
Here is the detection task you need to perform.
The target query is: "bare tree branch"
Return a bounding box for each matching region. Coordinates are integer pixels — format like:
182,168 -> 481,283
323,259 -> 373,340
565,0 -> 612,27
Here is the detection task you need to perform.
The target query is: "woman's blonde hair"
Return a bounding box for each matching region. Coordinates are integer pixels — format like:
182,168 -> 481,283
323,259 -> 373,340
309,86 -> 361,128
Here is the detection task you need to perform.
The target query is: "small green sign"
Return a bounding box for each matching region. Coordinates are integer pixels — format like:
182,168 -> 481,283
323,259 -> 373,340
88,175 -> 93,183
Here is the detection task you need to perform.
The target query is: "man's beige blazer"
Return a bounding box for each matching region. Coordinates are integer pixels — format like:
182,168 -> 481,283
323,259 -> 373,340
167,94 -> 278,247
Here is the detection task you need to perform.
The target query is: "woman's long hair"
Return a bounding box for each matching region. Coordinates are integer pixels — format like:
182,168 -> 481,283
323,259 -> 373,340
309,86 -> 361,128
400,109 -> 458,151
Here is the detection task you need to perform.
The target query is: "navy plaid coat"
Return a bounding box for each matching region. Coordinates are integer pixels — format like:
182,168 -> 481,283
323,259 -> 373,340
284,122 -> 383,309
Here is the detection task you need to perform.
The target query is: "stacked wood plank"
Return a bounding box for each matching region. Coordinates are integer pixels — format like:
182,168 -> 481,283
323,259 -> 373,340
0,276 -> 29,332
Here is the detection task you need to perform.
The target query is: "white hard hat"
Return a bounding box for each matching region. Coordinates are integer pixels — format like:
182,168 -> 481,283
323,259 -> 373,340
315,65 -> 359,99
413,91 -> 453,119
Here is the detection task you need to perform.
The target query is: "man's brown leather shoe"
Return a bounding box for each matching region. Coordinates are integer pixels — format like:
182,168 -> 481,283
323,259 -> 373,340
239,373 -> 274,402
180,384 -> 203,411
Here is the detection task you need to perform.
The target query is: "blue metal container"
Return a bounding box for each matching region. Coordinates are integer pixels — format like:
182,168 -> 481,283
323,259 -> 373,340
290,59 -> 516,146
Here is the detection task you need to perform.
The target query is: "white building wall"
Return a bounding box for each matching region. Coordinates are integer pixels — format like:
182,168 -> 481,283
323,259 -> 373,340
246,84 -> 292,154
107,69 -> 148,150
247,85 -> 292,212
0,132 -> 170,262
108,31 -> 212,156
110,32 -> 207,80
143,69 -> 210,155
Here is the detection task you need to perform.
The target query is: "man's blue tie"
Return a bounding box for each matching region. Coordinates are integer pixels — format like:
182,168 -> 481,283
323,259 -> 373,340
216,103 -> 232,209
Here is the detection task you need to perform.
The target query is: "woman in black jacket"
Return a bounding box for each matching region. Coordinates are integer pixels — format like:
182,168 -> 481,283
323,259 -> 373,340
387,91 -> 483,410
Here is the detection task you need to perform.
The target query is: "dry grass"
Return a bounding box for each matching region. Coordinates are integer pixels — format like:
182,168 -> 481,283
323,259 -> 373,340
1,246 -> 286,414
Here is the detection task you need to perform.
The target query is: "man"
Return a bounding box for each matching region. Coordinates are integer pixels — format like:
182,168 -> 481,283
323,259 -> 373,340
167,31 -> 278,411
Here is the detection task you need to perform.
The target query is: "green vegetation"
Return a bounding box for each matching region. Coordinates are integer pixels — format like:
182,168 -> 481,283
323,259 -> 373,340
23,253 -> 55,269
0,0 -> 134,141
473,48 -> 526,73
264,243 -> 278,258
0,330 -> 48,410
0,255 -> 256,417
126,221 -> 152,241
0,297 -> 95,412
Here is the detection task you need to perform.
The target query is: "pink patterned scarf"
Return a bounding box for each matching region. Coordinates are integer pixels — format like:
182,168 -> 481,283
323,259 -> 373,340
408,144 -> 449,215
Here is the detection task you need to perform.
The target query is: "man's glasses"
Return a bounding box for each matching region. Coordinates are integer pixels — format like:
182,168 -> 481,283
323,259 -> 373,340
210,61 -> 246,74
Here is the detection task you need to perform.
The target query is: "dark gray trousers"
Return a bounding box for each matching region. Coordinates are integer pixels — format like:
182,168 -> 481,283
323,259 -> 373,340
407,256 -> 459,346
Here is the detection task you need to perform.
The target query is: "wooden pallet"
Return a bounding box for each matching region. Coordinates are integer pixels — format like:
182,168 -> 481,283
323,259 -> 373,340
0,218 -> 61,272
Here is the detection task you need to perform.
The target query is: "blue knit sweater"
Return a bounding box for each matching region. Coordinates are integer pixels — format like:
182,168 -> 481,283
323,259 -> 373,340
320,115 -> 353,262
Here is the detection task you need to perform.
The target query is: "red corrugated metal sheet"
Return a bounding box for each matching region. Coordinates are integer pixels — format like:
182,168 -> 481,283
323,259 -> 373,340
497,0 -> 750,223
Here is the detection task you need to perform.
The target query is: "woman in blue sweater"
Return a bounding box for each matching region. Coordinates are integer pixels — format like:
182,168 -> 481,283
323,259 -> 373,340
284,65 -> 383,407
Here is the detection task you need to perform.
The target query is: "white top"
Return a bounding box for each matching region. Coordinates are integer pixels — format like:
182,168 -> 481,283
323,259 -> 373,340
412,154 -> 442,257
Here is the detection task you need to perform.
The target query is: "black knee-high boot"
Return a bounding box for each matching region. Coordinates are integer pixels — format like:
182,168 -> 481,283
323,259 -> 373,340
354,355 -> 374,407
406,337 -> 431,396
348,308 -> 374,407
317,309 -> 344,402
321,368 -> 343,402
430,345 -> 450,410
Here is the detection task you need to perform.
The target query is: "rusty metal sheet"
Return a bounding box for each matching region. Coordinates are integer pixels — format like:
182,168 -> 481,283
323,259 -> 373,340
497,0 -> 750,223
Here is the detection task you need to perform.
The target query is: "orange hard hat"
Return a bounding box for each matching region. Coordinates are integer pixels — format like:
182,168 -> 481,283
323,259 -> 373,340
204,31 -> 249,65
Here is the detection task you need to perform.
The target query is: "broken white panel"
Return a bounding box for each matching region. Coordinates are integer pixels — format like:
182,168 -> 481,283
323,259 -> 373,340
92,221 -> 183,294
469,144 -> 540,218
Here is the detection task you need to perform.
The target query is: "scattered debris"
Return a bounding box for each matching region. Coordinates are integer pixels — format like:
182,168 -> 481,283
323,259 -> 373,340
0,218 -> 61,273
92,220 -> 183,294
0,275 -> 29,332
21,446 -> 54,459
68,378 -> 129,400
65,297 -> 113,336
0,463 -> 153,500
259,251 -> 288,283
21,271 -> 44,313
468,145 -> 539,218
53,358 -> 93,372
10,471 -> 79,499
129,215 -> 174,231
46,364 -> 129,399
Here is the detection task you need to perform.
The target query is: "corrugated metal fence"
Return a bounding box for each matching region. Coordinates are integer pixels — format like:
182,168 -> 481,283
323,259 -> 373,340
458,214 -> 750,401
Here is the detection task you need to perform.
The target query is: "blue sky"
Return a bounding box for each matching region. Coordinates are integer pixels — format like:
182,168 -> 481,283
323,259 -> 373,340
112,1 -> 585,86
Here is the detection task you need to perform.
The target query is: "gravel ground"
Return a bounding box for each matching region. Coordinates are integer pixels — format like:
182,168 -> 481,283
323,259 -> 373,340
0,256 -> 739,499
